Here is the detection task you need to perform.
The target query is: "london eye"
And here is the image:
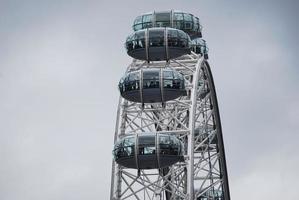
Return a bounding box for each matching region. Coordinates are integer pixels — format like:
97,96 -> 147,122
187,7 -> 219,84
110,10 -> 230,200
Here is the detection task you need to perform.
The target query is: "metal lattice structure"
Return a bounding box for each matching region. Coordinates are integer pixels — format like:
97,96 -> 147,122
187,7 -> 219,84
110,11 -> 230,200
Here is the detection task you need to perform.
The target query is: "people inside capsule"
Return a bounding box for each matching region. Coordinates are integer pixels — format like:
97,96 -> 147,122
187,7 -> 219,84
113,133 -> 184,169
125,27 -> 191,61
132,10 -> 202,39
191,38 -> 209,59
119,68 -> 186,103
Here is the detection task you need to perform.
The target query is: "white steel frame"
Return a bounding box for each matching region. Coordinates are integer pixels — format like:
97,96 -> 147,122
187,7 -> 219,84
110,52 -> 230,200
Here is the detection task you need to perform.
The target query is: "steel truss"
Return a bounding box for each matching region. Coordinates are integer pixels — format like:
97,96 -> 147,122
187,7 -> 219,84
110,52 -> 230,200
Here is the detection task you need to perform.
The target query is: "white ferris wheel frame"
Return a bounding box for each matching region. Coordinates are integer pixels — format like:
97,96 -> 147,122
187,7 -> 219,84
110,52 -> 230,200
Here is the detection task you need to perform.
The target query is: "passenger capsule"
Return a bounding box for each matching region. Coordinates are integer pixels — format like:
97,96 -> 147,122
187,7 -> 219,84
133,10 -> 202,39
113,133 -> 184,169
119,68 -> 186,103
126,27 -> 191,61
191,38 -> 209,59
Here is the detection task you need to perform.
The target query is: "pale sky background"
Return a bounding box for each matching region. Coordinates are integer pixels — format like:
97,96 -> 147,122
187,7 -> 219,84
0,0 -> 298,199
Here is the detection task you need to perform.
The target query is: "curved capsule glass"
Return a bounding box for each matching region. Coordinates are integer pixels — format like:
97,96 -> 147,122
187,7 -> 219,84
119,68 -> 186,103
126,27 -> 191,61
113,133 -> 184,169
191,38 -> 209,59
133,10 -> 202,39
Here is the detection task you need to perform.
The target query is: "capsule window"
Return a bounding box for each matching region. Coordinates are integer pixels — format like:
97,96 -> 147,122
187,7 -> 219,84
183,14 -> 192,22
177,30 -> 188,47
143,70 -> 159,89
143,70 -> 159,79
172,71 -> 182,89
125,72 -> 140,91
131,40 -> 137,50
126,34 -> 134,51
133,31 -> 145,49
173,13 -> 183,30
135,16 -> 142,24
163,70 -> 174,79
193,17 -> 199,31
119,77 -> 125,92
167,29 -> 178,38
163,70 -> 174,89
173,71 -> 181,79
143,14 -> 152,23
142,14 -> 153,29
114,140 -> 126,159
156,12 -> 171,21
192,38 -> 208,54
123,136 -> 135,157
159,135 -> 171,155
134,16 -> 142,31
136,31 -> 145,39
167,30 -> 179,47
126,34 -> 133,42
183,14 -> 193,30
128,72 -> 139,81
177,30 -> 186,39
155,12 -> 171,27
134,24 -> 142,30
149,29 -> 164,47
138,135 -> 156,155
168,137 -> 179,155
173,13 -> 183,20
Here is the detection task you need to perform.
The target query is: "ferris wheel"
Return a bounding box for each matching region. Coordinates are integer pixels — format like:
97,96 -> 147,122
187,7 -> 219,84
110,10 -> 230,200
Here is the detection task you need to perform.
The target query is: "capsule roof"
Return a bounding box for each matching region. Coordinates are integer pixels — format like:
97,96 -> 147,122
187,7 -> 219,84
133,10 -> 202,39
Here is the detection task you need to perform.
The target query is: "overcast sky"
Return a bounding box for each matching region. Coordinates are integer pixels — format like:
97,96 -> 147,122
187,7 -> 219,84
0,0 -> 298,199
